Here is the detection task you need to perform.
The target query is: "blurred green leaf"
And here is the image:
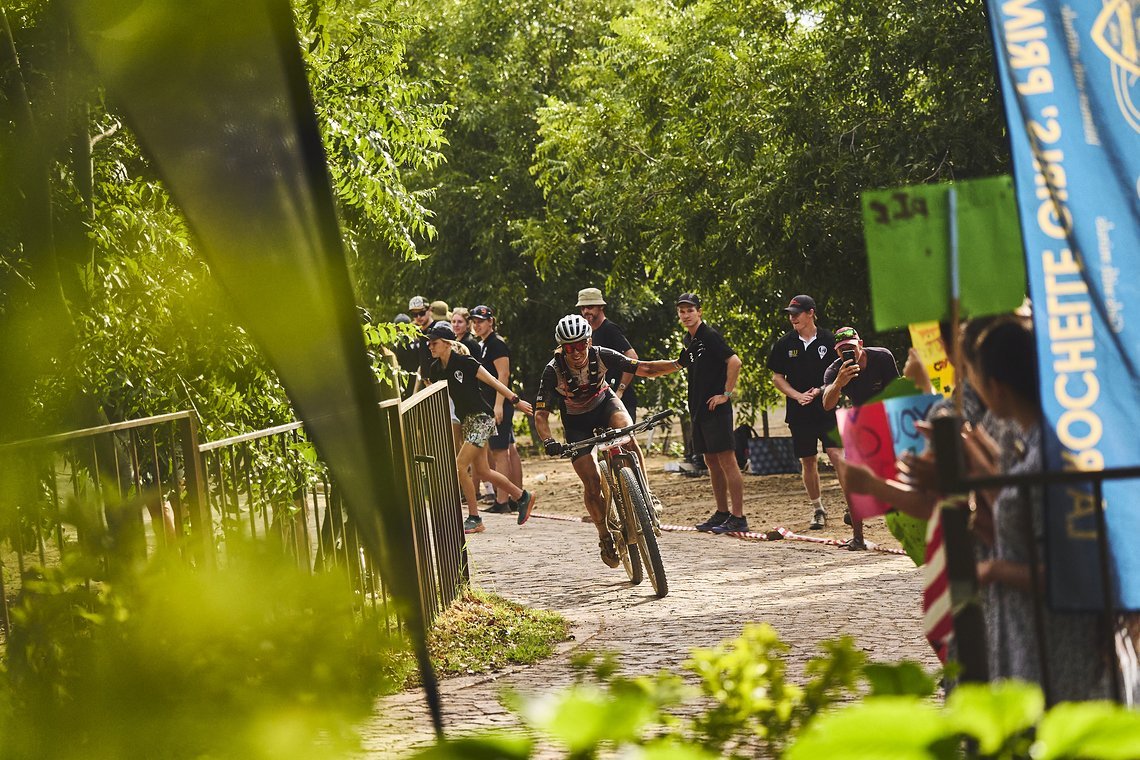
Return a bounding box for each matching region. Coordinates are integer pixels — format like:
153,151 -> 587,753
408,732 -> 533,759
522,685 -> 659,753
864,661 -> 937,698
944,681 -> 1043,756
1034,700 -> 1140,760
786,696 -> 955,760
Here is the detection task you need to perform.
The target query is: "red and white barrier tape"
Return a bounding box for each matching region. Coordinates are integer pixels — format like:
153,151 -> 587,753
528,512 -> 907,556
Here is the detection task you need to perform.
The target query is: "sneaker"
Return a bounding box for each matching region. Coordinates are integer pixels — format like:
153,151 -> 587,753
516,490 -> 537,525
843,509 -> 853,526
478,491 -> 496,505
463,515 -> 485,534
482,501 -> 512,514
838,537 -> 866,551
710,515 -> 749,535
598,536 -> 620,568
810,508 -> 827,530
695,510 -> 730,532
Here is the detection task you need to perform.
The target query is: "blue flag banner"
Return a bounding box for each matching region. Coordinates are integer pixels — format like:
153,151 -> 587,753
986,0 -> 1140,610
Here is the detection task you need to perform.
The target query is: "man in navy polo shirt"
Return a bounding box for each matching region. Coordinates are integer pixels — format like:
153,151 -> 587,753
767,295 -> 851,535
673,294 -> 747,535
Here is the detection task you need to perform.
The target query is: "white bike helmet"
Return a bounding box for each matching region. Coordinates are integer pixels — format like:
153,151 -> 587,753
555,314 -> 592,344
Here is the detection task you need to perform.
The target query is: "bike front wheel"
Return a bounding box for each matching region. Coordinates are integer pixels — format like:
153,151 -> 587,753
601,459 -> 640,584
618,466 -> 667,598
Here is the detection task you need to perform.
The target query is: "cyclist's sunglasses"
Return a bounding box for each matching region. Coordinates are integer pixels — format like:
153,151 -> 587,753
563,340 -> 589,355
409,309 -> 428,317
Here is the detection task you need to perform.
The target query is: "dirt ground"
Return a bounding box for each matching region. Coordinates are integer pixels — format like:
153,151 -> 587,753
516,412 -> 902,551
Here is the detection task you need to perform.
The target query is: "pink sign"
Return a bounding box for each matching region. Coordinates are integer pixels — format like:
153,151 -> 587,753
836,402 -> 895,521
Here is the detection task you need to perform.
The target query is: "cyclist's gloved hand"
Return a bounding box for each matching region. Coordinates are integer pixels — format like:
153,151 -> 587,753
543,438 -> 565,457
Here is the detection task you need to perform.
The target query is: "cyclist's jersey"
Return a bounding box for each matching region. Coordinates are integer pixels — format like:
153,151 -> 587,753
535,346 -> 639,416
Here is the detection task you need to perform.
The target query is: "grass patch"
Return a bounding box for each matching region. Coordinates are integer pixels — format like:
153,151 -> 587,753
424,587 -> 571,678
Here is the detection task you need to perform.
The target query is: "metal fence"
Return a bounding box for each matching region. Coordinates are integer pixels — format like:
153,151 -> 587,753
398,383 -> 468,623
0,382 -> 465,636
932,415 -> 1140,706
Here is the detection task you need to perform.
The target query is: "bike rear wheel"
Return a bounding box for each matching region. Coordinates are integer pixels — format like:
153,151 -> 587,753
618,466 -> 667,598
600,460 -> 640,583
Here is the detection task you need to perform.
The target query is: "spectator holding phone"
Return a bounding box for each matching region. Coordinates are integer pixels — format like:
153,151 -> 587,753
821,326 -> 900,549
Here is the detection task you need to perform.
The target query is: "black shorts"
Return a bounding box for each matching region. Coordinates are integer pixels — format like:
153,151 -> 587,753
790,419 -> 842,459
563,397 -> 628,461
488,405 -> 515,451
692,413 -> 734,455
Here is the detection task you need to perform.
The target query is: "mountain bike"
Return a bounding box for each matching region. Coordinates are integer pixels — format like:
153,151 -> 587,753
562,409 -> 674,598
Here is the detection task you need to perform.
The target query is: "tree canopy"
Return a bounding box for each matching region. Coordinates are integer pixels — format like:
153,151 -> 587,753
390,0 -> 1009,411
3,0 -> 1011,434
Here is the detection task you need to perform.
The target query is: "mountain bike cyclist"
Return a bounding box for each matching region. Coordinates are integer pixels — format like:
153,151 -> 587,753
534,315 -> 681,567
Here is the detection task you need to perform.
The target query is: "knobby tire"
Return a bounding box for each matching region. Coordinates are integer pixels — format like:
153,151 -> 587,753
600,459 -> 640,583
618,466 -> 667,598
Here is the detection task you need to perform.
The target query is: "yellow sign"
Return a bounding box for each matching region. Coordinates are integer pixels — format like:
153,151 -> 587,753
908,321 -> 954,398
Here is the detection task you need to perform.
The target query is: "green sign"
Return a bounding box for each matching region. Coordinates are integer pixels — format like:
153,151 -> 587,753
861,176 -> 1027,331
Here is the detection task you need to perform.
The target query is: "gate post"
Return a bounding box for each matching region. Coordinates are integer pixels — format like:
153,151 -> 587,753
177,412 -> 214,568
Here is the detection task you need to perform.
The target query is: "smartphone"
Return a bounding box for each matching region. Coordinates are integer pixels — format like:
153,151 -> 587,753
841,348 -> 856,363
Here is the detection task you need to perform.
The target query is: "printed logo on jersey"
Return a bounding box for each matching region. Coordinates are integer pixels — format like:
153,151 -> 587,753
818,346 -> 828,359
453,370 -> 464,383
787,349 -> 799,358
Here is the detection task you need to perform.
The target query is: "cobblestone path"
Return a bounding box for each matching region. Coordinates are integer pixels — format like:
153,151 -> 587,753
360,512 -> 938,756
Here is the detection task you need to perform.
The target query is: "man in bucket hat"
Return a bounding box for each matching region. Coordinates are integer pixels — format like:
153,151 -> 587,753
576,287 -> 640,422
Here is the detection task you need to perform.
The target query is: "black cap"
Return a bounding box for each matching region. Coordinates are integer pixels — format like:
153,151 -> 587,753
470,305 -> 495,320
394,313 -> 412,324
426,321 -> 456,340
675,293 -> 701,307
783,295 -> 816,314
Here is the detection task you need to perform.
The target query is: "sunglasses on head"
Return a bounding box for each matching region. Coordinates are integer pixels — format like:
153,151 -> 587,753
563,340 -> 589,354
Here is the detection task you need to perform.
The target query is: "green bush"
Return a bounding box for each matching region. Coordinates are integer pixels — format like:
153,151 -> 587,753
412,623 -> 1140,759
0,542 -> 407,759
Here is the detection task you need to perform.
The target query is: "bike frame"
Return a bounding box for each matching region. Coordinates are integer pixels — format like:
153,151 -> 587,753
564,410 -> 673,596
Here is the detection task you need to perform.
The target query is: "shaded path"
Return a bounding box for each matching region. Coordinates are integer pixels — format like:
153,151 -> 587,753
360,511 -> 938,756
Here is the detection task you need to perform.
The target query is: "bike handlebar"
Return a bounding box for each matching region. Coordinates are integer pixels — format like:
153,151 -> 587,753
560,409 -> 676,457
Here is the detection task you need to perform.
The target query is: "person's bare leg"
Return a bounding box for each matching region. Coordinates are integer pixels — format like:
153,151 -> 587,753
705,454 -> 729,513
801,454 -> 821,500
456,444 -> 483,517
482,446 -> 496,499
571,455 -> 609,539
492,448 -> 512,502
145,497 -> 177,546
707,450 -> 744,517
470,447 -> 523,502
508,443 -> 523,489
825,447 -> 862,542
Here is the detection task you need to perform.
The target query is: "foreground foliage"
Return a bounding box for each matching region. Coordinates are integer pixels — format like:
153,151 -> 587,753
413,623 -> 1140,759
0,544 -> 403,759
